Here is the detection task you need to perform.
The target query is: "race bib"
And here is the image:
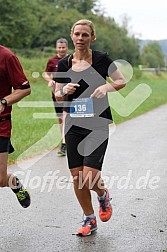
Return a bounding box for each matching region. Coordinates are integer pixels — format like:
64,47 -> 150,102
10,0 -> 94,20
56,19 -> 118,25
70,98 -> 94,117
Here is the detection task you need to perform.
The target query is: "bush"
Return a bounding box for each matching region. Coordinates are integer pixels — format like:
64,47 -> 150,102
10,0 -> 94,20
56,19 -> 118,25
132,67 -> 143,79
10,47 -> 55,58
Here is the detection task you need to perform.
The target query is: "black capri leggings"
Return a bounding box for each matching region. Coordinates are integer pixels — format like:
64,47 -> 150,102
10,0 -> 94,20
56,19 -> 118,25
65,125 -> 109,171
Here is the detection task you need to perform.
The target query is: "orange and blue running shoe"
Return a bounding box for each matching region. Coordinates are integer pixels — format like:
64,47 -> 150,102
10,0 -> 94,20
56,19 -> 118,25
98,188 -> 112,222
76,216 -> 97,236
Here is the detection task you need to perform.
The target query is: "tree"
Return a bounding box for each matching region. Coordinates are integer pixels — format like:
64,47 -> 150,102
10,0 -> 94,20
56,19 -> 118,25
0,0 -> 140,65
31,8 -> 83,48
87,15 -> 140,65
141,42 -> 165,67
0,0 -> 39,48
52,0 -> 96,14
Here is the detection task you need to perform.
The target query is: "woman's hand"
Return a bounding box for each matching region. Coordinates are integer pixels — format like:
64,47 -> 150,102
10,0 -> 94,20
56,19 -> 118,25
0,103 -> 5,114
90,84 -> 108,98
63,83 -> 80,95
48,80 -> 55,87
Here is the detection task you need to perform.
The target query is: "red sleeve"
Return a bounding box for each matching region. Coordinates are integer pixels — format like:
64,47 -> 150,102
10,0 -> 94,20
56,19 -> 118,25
6,55 -> 30,89
45,59 -> 53,73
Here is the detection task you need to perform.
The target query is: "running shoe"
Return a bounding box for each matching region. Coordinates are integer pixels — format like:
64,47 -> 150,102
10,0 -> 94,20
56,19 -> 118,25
15,189 -> 31,208
12,177 -> 31,208
57,143 -> 66,156
76,216 -> 97,236
98,188 -> 112,222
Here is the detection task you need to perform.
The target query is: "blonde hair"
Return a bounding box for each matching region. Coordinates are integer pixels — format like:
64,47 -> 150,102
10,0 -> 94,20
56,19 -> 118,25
71,19 -> 96,37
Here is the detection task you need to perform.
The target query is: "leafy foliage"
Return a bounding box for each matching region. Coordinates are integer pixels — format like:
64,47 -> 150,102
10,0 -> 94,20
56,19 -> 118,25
0,0 -> 39,48
141,42 -> 165,67
53,0 -> 96,14
0,0 -> 155,65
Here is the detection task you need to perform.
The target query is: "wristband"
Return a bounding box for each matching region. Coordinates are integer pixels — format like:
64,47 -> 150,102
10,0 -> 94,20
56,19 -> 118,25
0,98 -> 7,107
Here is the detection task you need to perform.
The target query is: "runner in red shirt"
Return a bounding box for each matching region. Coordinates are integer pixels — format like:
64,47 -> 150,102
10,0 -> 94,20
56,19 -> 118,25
0,45 -> 31,208
44,38 -> 68,156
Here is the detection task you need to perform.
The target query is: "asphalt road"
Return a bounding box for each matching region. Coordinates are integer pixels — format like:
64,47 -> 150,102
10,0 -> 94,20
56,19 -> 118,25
0,104 -> 167,252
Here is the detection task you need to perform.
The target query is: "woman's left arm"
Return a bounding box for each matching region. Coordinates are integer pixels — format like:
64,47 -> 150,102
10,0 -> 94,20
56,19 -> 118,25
90,69 -> 126,98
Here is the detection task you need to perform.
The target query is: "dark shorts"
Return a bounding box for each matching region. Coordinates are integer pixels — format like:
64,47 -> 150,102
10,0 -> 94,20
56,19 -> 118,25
65,125 -> 109,171
0,136 -> 15,154
52,93 -> 64,117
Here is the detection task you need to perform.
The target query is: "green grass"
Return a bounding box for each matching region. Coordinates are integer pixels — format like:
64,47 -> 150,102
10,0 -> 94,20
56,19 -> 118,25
109,72 -> 167,124
8,56 -> 167,163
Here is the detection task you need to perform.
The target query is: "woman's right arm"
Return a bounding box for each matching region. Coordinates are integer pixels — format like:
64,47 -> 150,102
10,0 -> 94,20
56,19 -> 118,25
54,82 -> 80,102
